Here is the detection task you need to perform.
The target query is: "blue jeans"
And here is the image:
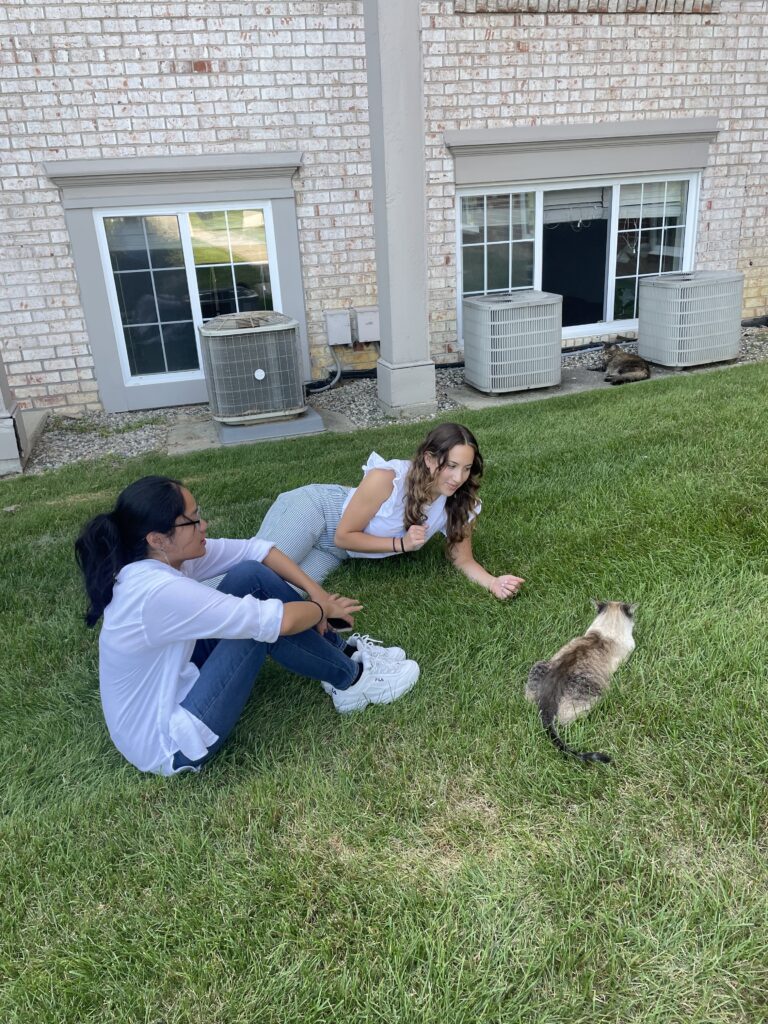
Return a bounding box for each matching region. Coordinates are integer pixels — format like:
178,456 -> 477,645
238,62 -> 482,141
172,560 -> 356,771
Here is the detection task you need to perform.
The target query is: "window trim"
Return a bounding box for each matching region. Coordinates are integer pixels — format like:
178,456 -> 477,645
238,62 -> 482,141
95,201 -> 281,389
445,117 -> 718,188
44,151 -> 307,412
45,152 -> 302,208
455,170 -> 701,343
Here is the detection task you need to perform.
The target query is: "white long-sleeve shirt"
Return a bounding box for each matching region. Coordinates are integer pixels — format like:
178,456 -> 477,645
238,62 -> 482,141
98,537 -> 282,776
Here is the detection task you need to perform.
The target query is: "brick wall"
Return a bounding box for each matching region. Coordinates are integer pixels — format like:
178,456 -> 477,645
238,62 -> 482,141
0,2 -> 377,411
454,2 -> 721,13
0,0 -> 765,410
423,0 -> 768,358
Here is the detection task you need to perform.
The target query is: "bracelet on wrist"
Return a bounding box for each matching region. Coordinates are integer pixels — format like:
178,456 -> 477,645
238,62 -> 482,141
400,536 -> 406,553
307,599 -> 325,626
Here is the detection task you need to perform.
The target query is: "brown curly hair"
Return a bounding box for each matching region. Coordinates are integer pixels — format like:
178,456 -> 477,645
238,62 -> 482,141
403,423 -> 483,547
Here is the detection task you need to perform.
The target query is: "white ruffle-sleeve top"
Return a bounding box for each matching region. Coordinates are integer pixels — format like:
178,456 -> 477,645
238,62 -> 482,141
340,452 -> 479,559
98,537 -> 282,776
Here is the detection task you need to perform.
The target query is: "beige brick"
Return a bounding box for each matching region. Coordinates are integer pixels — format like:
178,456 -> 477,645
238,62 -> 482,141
1,0 -> 765,406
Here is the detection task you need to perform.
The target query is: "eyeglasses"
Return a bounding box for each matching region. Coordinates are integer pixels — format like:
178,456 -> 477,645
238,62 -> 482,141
175,507 -> 204,530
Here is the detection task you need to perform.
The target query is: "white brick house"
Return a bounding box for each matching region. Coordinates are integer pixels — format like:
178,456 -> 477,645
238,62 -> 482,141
0,0 -> 765,414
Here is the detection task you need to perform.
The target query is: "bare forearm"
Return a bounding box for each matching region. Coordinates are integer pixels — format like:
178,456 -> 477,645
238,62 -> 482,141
279,601 -> 323,635
262,546 -> 326,598
450,555 -> 497,591
335,529 -> 403,555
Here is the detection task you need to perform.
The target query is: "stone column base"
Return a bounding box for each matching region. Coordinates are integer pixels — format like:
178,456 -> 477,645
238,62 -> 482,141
0,408 -> 47,477
376,358 -> 437,418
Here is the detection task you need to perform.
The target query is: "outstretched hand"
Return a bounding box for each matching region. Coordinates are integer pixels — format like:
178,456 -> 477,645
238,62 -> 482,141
316,593 -> 363,633
490,574 -> 525,601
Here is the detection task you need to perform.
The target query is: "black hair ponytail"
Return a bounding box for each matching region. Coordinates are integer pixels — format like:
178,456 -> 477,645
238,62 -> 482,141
75,475 -> 185,626
74,513 -> 123,627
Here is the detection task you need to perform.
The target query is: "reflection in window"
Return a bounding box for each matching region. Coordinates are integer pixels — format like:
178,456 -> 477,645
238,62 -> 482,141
614,180 -> 688,319
105,216 -> 198,376
461,192 -> 535,295
190,208 -> 273,320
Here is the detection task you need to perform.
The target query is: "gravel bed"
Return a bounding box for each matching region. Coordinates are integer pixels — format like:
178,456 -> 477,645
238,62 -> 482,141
308,365 -> 467,428
23,405 -> 212,475
19,326 -> 768,475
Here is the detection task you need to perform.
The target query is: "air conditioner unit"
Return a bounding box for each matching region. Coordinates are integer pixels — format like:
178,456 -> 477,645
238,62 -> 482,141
638,271 -> 743,368
199,311 -> 306,424
462,291 -> 562,394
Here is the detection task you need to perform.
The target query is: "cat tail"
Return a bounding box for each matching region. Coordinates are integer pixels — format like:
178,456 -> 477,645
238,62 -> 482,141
608,369 -> 649,384
538,694 -> 611,765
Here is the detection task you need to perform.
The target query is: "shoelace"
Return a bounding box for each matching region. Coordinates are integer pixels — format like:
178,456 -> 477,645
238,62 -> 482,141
350,632 -> 385,650
350,633 -> 397,670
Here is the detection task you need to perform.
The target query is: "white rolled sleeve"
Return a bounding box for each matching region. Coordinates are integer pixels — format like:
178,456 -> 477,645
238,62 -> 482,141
142,578 -> 284,647
183,536 -> 276,582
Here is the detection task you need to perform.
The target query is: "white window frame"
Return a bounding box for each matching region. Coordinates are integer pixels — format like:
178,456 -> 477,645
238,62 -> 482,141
95,200 -> 281,389
456,171 -> 700,346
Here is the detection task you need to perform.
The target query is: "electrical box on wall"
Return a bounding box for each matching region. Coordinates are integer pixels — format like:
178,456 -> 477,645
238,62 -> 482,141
324,309 -> 352,346
354,306 -> 380,343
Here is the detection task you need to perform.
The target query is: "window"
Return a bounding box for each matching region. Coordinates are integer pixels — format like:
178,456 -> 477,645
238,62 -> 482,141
461,192 -> 535,294
45,150 -> 306,412
458,173 -> 698,339
613,180 -> 688,320
99,204 -> 277,383
447,119 -> 715,345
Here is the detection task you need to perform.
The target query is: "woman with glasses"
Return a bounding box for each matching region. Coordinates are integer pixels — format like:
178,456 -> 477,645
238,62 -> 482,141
75,475 -> 419,776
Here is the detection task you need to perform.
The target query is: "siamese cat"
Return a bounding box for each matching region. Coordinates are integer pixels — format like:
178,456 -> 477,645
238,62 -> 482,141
595,343 -> 651,385
525,601 -> 637,764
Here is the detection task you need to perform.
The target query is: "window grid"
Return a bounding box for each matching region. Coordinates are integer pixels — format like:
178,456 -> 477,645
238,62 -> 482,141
190,209 -> 273,321
105,214 -> 197,377
461,192 -> 535,296
99,203 -> 277,384
458,174 -> 696,339
613,180 -> 689,320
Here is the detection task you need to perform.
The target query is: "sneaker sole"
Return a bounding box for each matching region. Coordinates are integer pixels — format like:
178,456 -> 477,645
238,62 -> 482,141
322,664 -> 419,713
357,662 -> 420,708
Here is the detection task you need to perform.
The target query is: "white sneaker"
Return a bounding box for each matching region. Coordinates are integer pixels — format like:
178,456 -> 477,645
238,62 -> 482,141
348,632 -> 406,664
322,653 -> 420,714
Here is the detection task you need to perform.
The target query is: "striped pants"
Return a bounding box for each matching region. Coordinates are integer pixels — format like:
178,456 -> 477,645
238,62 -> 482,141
256,483 -> 353,585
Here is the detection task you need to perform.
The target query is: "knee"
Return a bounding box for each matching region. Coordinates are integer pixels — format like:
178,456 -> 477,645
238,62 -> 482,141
218,559 -> 278,598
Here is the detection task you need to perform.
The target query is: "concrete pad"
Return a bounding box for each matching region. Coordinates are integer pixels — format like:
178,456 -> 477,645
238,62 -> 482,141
312,405 -> 359,433
448,363 -> 678,410
20,408 -> 48,455
167,415 -> 220,457
214,407 -> 325,446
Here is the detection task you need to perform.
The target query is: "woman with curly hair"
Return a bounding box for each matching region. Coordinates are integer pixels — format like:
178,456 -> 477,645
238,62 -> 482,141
256,422 -> 525,600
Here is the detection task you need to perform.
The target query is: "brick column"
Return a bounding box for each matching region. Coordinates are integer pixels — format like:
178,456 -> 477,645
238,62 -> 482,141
363,0 -> 437,417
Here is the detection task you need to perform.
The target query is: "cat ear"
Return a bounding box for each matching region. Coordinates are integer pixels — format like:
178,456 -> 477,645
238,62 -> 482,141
591,598 -> 607,613
622,602 -> 637,618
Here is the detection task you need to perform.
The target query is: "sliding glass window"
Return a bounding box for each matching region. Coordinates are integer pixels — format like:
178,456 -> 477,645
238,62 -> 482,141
458,175 -> 697,339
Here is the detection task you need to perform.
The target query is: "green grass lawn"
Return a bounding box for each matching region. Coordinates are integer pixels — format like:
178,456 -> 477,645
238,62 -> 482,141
2,364 -> 767,1023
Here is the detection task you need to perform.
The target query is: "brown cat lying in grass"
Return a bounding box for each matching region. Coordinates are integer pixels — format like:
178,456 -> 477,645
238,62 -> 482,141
594,343 -> 651,385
